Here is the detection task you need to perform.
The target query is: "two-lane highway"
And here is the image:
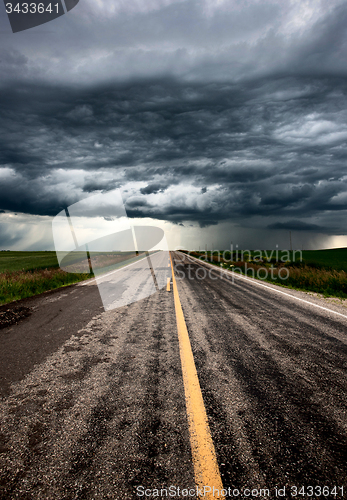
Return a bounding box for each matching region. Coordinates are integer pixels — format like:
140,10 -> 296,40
0,250 -> 346,499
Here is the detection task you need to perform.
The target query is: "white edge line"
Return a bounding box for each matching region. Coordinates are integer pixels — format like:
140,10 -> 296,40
178,252 -> 347,321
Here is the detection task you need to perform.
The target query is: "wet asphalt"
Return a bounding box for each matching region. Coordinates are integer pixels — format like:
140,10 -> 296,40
0,251 -> 346,499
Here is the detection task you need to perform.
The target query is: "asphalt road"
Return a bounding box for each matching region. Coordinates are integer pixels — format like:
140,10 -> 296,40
0,251 -> 346,499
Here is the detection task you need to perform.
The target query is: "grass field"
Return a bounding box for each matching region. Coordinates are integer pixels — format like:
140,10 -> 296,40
191,248 -> 347,271
0,251 -> 148,305
0,251 -> 90,305
0,268 -> 92,306
2,248 -> 347,305
299,248 -> 347,272
183,248 -> 347,299
0,251 -> 59,273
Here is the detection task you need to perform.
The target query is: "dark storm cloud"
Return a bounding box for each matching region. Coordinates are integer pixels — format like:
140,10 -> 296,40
140,183 -> 166,195
1,0 -> 347,236
83,178 -> 120,193
1,0 -> 347,86
267,221 -> 329,232
1,74 -> 347,232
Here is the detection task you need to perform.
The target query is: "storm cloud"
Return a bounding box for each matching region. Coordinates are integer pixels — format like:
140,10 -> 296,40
1,0 -> 347,247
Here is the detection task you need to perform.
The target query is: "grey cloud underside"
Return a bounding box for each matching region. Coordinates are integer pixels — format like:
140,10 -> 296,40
1,0 -> 347,235
267,221 -> 330,232
1,0 -> 347,85
1,75 -> 347,232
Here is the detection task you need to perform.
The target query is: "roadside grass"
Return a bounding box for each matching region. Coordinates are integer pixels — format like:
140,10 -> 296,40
0,268 -> 93,305
0,250 -> 149,305
0,251 -> 93,305
230,262 -> 347,299
182,249 -> 347,299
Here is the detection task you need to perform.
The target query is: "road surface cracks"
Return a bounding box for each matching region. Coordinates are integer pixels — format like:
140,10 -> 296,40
0,282 -> 194,499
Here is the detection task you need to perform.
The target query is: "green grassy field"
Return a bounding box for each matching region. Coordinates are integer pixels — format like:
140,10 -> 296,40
183,248 -> 347,299
299,248 -> 347,271
0,268 -> 93,305
0,252 -> 92,305
192,248 -> 347,270
2,248 -> 347,305
0,251 -> 148,305
0,251 -> 59,273
0,251 -> 145,273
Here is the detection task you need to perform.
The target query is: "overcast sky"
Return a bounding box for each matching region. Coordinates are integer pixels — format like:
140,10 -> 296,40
1,0 -> 347,250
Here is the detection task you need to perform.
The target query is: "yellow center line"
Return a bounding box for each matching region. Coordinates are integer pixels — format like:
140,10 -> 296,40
170,252 -> 223,498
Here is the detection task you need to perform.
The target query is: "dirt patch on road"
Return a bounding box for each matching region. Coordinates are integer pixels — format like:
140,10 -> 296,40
0,306 -> 32,330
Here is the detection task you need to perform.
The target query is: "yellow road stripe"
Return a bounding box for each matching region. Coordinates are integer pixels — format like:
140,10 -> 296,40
166,277 -> 171,291
170,252 -> 223,498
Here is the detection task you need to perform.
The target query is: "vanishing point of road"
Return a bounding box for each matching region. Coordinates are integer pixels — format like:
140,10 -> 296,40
0,251 -> 346,499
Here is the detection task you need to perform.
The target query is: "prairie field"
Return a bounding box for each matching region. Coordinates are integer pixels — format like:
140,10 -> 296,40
0,251 -> 144,305
2,248 -> 347,305
184,248 -> 347,299
0,251 -> 59,273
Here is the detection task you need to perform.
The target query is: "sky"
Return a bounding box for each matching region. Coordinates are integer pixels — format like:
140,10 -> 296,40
1,0 -> 347,250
